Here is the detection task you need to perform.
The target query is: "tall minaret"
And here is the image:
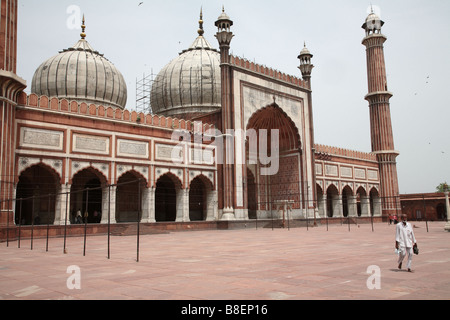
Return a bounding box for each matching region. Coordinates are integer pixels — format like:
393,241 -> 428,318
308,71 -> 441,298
362,10 -> 400,218
215,7 -> 235,220
0,0 -> 27,226
298,43 -> 317,215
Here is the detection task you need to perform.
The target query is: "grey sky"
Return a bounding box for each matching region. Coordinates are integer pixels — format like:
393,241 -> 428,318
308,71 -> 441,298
16,0 -> 450,194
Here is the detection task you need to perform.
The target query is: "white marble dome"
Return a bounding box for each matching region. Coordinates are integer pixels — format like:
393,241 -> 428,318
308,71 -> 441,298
31,36 -> 127,109
150,30 -> 221,119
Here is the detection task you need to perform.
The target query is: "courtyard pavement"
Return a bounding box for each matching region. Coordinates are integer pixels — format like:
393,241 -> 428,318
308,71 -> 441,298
0,221 -> 449,302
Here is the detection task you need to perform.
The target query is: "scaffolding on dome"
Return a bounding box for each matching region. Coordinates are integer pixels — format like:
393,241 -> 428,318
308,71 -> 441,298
135,71 -> 156,115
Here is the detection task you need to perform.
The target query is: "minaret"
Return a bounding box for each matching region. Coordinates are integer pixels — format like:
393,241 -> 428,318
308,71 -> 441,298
0,0 -> 27,226
298,43 -> 317,216
362,11 -> 400,218
215,7 -> 235,220
298,43 -> 314,88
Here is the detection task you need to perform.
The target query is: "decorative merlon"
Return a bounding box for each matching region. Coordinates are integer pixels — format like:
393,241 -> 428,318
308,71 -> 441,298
315,144 -> 377,162
230,55 -> 308,89
17,93 -> 216,134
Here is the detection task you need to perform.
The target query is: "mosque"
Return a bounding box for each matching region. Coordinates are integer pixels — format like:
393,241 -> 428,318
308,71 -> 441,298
1,0 -> 409,238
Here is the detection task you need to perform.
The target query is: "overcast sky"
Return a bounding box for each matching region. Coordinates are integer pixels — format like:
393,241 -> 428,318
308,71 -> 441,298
16,0 -> 450,195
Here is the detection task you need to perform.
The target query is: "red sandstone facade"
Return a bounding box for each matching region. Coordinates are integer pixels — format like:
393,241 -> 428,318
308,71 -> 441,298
2,1 -> 442,241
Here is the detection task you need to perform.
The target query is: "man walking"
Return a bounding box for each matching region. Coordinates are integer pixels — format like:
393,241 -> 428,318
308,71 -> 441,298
395,214 -> 418,272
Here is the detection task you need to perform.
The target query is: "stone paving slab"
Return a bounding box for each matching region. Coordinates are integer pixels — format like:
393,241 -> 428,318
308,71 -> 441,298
0,221 -> 449,301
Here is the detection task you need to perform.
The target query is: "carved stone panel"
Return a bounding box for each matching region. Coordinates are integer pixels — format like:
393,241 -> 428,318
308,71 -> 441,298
117,139 -> 149,159
20,127 -> 64,151
73,134 -> 110,155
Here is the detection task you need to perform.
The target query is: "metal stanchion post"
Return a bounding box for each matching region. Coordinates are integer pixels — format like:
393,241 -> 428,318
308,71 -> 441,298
31,195 -> 35,250
6,199 -> 10,247
287,204 -> 290,231
83,188 -> 89,256
137,181 -> 141,263
271,201 -> 274,231
63,192 -> 69,254
18,199 -> 22,248
46,195 -> 51,252
63,191 -> 68,254
107,185 -> 111,260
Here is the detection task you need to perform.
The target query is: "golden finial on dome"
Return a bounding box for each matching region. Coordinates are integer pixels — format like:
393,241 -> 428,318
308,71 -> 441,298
198,7 -> 204,36
80,14 -> 86,39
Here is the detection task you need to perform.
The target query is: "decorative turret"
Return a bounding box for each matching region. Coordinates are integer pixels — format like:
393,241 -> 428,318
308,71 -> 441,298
215,6 -> 234,54
362,10 -> 384,36
298,42 -> 314,85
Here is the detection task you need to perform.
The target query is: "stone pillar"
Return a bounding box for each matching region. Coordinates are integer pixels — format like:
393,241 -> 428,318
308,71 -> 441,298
320,194 -> 327,218
360,195 -> 371,217
101,185 -> 117,224
334,195 -> 343,218
373,196 -> 382,217
348,195 -> 358,217
54,184 -> 71,225
176,188 -> 189,222
141,187 -> 156,223
206,190 -> 218,221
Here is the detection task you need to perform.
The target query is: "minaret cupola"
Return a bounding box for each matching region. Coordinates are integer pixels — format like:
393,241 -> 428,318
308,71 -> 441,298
298,42 -> 314,84
362,9 -> 384,36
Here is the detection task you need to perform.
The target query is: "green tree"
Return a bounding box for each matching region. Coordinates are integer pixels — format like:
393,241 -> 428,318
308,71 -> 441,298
436,182 -> 449,192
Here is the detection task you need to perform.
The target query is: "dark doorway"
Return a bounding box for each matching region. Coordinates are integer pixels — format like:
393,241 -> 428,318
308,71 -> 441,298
247,169 -> 257,219
155,175 -> 177,222
15,165 -> 58,225
189,177 -> 206,221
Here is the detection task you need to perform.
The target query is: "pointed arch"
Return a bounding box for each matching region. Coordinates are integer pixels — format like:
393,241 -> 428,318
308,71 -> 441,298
189,173 -> 214,191
70,165 -> 108,186
15,164 -> 60,225
116,171 -> 147,223
17,159 -> 62,185
155,172 -> 183,222
326,184 -> 340,218
70,168 -> 106,224
246,103 -> 301,152
116,169 -> 148,187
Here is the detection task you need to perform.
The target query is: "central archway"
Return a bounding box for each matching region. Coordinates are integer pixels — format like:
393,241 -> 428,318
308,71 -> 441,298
246,104 -> 302,218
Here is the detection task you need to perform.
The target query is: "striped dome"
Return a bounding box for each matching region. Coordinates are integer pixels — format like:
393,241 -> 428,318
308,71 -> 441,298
31,38 -> 127,109
150,33 -> 221,119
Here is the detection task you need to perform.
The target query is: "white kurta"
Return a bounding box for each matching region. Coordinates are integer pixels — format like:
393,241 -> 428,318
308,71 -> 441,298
396,222 -> 416,248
